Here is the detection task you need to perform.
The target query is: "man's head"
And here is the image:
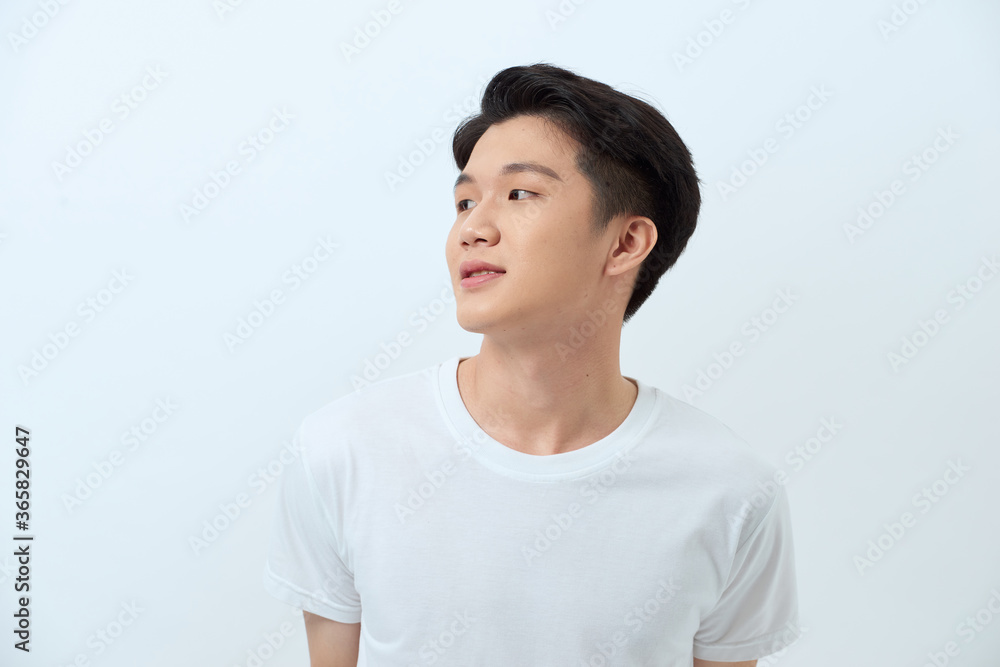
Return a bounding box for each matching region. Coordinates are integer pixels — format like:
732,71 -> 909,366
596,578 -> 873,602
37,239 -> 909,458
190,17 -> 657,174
445,63 -> 700,340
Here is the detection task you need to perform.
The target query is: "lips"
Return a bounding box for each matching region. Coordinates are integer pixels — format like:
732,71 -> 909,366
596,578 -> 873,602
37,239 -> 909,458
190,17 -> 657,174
460,271 -> 504,288
459,260 -> 506,280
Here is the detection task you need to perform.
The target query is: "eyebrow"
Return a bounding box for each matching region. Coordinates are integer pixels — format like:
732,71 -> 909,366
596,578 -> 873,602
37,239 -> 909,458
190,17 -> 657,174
453,161 -> 564,191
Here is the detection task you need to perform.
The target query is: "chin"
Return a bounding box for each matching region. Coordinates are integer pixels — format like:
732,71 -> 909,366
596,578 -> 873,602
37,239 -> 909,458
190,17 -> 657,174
457,320 -> 489,335
455,310 -> 495,335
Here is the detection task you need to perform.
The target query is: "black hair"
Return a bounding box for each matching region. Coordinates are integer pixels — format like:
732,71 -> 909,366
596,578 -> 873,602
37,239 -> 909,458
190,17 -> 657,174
452,62 -> 701,324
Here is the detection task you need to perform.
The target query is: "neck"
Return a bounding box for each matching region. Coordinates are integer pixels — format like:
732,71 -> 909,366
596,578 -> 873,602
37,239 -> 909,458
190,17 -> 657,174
456,339 -> 638,456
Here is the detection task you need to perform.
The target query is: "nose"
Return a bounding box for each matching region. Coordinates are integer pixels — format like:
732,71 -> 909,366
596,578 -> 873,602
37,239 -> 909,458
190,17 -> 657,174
458,205 -> 499,247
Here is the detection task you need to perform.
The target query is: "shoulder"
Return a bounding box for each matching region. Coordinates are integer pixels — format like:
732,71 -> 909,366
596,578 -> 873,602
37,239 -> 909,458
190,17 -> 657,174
652,390 -> 786,524
295,359 -> 443,466
657,392 -> 775,471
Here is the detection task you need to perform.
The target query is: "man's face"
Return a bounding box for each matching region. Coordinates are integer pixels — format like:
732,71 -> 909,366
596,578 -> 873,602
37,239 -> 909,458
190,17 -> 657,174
445,114 -> 620,338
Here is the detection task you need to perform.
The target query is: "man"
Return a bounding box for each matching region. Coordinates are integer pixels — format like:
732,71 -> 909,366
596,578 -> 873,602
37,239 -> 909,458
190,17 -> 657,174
263,63 -> 801,666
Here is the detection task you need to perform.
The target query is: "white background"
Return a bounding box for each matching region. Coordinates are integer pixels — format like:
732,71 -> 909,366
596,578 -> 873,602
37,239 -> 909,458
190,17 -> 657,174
2,0 -> 999,665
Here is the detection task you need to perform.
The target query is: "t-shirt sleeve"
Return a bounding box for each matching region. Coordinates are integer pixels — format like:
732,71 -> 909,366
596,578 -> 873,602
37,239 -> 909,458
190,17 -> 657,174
692,482 -> 801,662
261,423 -> 362,623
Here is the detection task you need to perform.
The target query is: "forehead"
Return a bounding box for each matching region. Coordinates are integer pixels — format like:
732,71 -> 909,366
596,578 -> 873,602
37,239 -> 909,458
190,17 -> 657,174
468,115 -> 580,172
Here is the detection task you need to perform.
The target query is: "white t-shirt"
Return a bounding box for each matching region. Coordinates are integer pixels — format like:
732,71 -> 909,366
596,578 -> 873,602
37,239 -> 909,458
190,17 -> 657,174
263,356 -> 801,665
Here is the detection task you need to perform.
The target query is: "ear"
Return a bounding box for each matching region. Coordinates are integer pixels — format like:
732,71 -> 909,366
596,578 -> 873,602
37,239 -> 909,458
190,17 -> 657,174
606,214 -> 657,278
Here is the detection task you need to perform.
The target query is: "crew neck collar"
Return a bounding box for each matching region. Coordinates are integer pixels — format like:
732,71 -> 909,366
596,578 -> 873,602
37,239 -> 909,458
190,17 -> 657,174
435,355 -> 659,481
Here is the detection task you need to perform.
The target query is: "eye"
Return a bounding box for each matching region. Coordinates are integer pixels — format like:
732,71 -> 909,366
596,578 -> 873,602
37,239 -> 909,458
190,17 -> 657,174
456,199 -> 475,212
510,189 -> 536,200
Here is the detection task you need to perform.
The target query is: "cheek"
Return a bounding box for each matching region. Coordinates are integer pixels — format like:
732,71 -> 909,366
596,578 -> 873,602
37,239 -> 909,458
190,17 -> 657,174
519,244 -> 583,291
540,240 -> 605,295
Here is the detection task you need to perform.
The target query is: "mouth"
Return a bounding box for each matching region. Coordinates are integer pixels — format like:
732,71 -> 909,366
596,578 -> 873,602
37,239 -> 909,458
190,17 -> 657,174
463,269 -> 504,278
459,261 -> 506,280
460,270 -> 505,288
